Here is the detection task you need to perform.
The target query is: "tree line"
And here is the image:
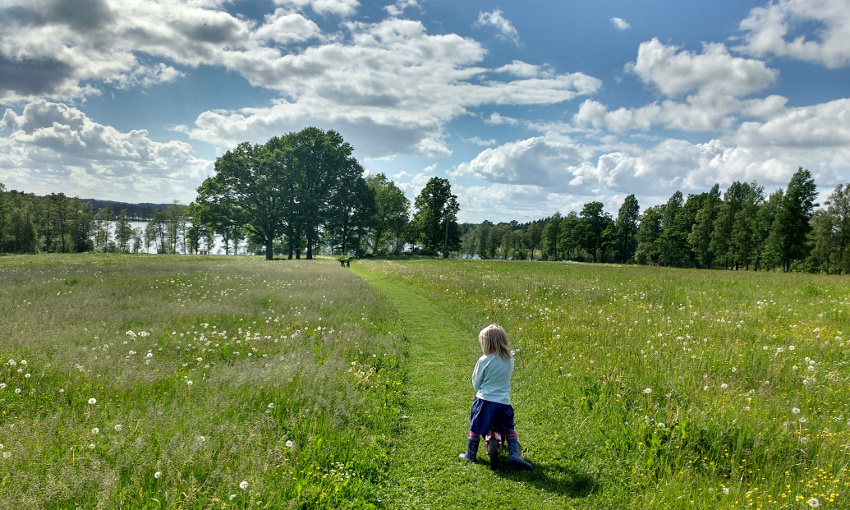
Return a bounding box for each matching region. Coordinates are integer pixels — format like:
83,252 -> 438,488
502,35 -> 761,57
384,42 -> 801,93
460,168 -> 849,273
189,127 -> 461,260
0,186 -> 192,254
2,125 -> 847,274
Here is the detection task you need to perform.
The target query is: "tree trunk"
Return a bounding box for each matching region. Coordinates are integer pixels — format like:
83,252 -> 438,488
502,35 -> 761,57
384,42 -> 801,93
265,236 -> 274,261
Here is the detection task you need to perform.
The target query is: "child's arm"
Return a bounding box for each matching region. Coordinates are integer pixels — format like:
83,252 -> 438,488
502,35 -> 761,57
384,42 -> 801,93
471,356 -> 488,391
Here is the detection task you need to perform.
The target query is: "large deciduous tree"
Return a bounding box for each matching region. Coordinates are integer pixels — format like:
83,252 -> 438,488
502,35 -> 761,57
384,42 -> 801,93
366,173 -> 410,255
193,128 -> 364,260
411,177 -> 460,257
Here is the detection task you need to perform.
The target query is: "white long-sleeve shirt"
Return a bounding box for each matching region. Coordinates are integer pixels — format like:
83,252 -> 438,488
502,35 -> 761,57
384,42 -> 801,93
471,353 -> 513,405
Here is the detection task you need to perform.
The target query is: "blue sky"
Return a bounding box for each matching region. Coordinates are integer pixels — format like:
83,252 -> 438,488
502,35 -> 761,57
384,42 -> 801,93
2,0 -> 849,223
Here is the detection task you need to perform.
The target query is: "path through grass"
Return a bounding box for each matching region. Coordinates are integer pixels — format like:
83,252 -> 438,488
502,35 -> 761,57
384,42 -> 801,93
350,263 -> 595,509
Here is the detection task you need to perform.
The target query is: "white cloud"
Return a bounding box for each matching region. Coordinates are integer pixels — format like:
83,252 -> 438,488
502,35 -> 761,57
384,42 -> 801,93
485,112 -> 520,125
738,0 -> 850,68
186,18 -> 599,158
474,9 -> 520,45
256,9 -> 323,44
450,135 -> 592,191
575,39 -> 781,133
0,100 -> 210,201
385,0 -> 420,17
466,136 -> 496,146
735,98 -> 850,148
629,38 -> 777,98
496,60 -> 549,78
273,0 -> 359,17
611,17 -> 630,30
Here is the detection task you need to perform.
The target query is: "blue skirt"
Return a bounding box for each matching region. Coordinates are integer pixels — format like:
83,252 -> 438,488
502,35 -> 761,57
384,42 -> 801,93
469,397 -> 515,436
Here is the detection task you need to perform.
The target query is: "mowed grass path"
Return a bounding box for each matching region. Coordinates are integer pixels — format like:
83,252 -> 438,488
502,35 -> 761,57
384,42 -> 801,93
349,263 -> 594,509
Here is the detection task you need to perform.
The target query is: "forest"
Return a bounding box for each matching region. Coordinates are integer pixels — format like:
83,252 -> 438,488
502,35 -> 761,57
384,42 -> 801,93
1,128 -> 848,273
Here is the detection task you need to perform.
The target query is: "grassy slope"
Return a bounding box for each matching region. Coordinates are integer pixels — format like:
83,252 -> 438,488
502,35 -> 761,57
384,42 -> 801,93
350,263 -> 595,509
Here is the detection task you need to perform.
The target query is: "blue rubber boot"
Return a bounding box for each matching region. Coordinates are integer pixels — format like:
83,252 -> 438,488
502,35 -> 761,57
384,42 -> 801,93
506,437 -> 533,471
459,435 -> 479,462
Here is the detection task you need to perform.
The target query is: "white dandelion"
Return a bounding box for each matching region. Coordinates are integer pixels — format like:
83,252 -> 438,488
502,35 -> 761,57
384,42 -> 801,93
239,480 -> 249,490
88,398 -> 97,405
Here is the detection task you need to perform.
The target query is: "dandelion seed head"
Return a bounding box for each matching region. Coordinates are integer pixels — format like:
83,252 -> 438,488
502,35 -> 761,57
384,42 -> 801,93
2,451 -> 10,459
88,398 -> 96,405
285,440 -> 294,448
91,427 -> 99,435
807,497 -> 820,507
643,388 -> 652,394
154,471 -> 161,479
114,424 -> 122,432
239,481 -> 249,490
792,407 -> 801,414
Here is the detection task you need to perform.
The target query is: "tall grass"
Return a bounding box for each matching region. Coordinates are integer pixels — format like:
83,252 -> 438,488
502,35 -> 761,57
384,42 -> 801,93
361,259 -> 850,508
0,254 -> 403,509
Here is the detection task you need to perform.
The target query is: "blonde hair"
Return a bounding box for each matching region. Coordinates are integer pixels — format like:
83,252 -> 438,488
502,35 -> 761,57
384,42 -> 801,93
479,324 -> 512,360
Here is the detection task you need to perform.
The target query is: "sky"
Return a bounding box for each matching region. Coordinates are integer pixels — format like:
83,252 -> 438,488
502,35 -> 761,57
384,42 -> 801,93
1,0 -> 849,224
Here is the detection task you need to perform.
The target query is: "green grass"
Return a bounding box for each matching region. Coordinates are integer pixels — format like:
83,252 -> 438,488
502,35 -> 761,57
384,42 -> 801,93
0,254 -> 403,509
356,259 -> 850,509
2,255 -> 849,509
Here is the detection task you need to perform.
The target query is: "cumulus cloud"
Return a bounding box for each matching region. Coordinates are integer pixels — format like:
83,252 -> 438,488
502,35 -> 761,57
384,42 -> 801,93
575,39 -> 781,133
486,112 -> 520,125
629,38 -> 777,98
737,0 -> 850,68
385,0 -> 420,17
475,9 -> 520,45
0,0 -> 256,101
735,98 -> 850,148
256,9 -> 323,44
450,135 -> 593,192
611,17 -> 630,30
0,100 -> 210,201
185,18 -> 599,158
273,0 -> 359,17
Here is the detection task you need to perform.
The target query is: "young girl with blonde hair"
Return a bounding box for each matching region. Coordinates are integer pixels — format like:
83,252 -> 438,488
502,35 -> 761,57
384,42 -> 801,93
459,324 -> 532,470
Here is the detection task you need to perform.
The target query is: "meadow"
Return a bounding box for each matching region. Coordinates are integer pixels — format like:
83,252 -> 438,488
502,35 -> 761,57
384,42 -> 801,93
1,255 -> 849,509
358,259 -> 850,509
0,255 -> 404,509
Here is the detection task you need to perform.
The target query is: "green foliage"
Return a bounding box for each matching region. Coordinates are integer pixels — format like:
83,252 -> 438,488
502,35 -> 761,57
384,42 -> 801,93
410,177 -> 460,257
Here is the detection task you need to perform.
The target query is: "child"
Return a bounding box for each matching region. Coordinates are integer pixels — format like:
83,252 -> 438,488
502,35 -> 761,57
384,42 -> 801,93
459,324 -> 533,470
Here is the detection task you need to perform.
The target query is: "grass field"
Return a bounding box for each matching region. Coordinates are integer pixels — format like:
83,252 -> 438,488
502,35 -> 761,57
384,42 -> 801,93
2,255 -> 849,509
0,255 -> 404,509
